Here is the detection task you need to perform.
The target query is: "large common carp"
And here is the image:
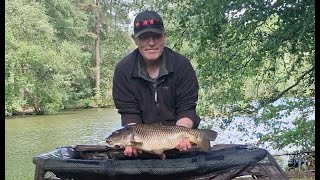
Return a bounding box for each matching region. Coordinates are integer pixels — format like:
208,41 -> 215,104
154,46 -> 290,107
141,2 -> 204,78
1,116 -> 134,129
105,124 -> 218,159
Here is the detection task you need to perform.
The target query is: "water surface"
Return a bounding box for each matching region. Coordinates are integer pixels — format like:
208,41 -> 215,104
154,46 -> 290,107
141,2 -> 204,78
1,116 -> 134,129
5,108 -> 121,180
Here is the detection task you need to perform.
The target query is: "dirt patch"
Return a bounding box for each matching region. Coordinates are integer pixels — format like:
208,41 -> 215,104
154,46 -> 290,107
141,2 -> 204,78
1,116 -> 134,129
287,170 -> 315,179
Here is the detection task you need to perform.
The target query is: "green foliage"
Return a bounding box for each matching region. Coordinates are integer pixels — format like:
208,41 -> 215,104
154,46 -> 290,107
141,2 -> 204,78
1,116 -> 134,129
254,98 -> 315,150
5,0 -> 315,152
261,117 -> 315,151
54,41 -> 93,108
99,29 -> 132,107
5,30 -> 21,115
153,0 -> 315,150
5,0 -> 133,114
5,0 -> 56,43
5,0 -> 56,115
5,0 -> 92,114
6,39 -> 91,114
36,0 -> 90,41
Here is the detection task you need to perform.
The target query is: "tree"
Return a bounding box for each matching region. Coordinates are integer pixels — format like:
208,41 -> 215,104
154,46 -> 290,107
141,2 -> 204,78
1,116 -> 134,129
161,0 -> 315,150
78,0 -> 132,106
5,0 -> 92,114
5,0 -> 57,114
94,0 -> 102,102
5,0 -> 133,114
36,0 -> 90,41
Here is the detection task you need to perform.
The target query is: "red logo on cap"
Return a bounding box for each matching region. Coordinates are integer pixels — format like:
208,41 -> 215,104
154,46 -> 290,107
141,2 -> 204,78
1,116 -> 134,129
135,19 -> 158,27
142,20 -> 148,26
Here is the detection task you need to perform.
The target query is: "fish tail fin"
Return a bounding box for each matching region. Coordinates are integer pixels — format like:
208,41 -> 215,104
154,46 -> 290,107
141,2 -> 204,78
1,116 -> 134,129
197,129 -> 218,152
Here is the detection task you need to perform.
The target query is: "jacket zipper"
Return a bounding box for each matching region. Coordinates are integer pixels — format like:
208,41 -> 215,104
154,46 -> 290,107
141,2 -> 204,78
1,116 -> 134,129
153,84 -> 159,108
153,78 -> 165,106
155,89 -> 158,103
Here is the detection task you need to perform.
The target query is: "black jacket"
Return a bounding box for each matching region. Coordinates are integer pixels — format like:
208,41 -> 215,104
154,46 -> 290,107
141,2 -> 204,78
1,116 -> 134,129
112,47 -> 200,128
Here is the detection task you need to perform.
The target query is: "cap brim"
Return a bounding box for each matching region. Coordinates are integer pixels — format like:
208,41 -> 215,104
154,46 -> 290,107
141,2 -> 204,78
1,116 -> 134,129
134,28 -> 164,38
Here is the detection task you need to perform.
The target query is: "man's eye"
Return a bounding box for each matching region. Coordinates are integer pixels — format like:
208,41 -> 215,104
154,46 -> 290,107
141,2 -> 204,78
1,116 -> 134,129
153,34 -> 162,39
139,34 -> 162,40
139,36 -> 149,40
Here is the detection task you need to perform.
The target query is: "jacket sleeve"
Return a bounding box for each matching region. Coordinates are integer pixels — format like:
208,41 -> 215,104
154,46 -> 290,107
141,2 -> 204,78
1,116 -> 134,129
175,59 -> 201,128
112,64 -> 142,126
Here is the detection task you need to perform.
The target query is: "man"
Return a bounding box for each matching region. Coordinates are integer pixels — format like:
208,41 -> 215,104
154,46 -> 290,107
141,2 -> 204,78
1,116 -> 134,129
112,10 -> 201,156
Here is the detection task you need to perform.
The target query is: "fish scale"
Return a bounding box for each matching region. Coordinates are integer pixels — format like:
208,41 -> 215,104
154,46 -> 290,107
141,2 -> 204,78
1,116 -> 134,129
134,125 -> 194,147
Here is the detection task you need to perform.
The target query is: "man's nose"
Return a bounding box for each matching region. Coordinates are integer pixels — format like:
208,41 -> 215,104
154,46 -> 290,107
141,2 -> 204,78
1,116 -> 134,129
147,37 -> 156,45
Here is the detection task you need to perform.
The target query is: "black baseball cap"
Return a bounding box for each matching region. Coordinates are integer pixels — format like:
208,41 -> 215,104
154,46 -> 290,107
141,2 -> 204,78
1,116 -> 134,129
133,10 -> 164,38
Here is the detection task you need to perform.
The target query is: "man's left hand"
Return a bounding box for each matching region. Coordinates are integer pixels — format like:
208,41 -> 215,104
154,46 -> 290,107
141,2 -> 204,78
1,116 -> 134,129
176,137 -> 192,151
175,117 -> 194,151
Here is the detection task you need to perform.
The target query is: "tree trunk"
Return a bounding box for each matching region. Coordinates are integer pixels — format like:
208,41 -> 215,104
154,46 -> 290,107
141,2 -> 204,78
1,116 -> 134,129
94,0 -> 101,100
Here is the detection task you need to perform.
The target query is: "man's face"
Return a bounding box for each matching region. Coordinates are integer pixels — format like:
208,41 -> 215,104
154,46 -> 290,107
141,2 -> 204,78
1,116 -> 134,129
135,32 -> 166,62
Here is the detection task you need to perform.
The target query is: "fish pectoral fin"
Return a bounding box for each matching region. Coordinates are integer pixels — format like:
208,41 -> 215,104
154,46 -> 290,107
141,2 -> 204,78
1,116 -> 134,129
127,135 -> 143,146
151,149 -> 166,159
131,139 -> 143,144
127,142 -> 135,146
159,153 -> 166,160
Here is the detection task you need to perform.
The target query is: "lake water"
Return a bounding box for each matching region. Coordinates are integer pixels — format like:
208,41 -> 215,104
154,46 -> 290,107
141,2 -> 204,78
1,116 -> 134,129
5,108 -> 122,180
5,107 -> 310,179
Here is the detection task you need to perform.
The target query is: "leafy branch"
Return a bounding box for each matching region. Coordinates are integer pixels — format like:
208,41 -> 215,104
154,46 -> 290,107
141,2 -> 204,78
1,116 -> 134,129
231,66 -> 314,115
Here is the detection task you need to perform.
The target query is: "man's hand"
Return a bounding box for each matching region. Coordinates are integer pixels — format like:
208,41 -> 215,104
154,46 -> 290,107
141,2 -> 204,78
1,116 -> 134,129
124,146 -> 142,156
176,117 -> 193,128
176,137 -> 192,151
176,117 -> 194,151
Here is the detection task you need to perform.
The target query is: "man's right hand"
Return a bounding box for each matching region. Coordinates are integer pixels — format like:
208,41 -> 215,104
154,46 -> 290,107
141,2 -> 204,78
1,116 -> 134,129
124,146 -> 142,156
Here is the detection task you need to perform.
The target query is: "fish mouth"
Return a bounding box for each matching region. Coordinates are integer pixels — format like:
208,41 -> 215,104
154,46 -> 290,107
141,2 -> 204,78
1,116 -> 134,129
106,138 -> 123,148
